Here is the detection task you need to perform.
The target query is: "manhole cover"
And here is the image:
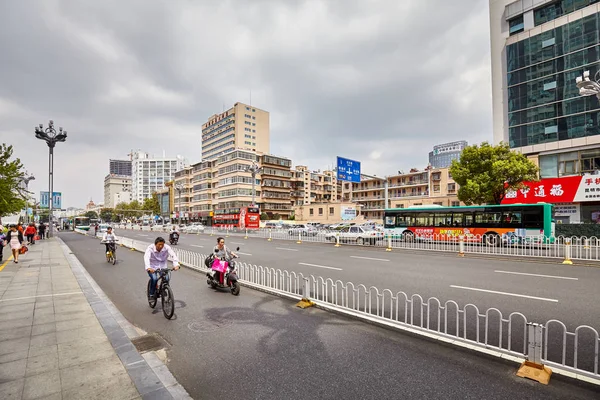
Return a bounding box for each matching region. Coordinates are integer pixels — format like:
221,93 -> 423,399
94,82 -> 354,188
187,319 -> 233,333
131,333 -> 168,353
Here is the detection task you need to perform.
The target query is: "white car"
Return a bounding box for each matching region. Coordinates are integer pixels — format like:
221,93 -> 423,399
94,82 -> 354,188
188,224 -> 205,234
325,226 -> 384,245
288,224 -> 318,236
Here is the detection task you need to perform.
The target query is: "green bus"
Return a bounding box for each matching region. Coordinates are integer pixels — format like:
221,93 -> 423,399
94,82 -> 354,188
69,216 -> 91,231
383,203 -> 555,244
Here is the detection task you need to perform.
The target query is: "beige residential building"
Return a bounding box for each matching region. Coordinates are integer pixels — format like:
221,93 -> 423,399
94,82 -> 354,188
260,154 -> 293,217
103,174 -> 132,208
201,102 -> 270,161
291,166 -> 341,206
173,167 -> 193,221
293,202 -> 362,223
342,167 -> 461,221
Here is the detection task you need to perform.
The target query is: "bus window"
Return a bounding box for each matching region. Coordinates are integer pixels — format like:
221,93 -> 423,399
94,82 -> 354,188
452,213 -> 463,227
385,215 -> 396,228
463,213 -> 473,227
523,209 -> 543,228
434,213 -> 452,227
502,211 -> 522,227
415,213 -> 433,227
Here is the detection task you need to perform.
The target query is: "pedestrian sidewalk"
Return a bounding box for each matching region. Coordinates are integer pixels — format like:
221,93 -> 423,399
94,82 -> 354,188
0,238 -> 190,400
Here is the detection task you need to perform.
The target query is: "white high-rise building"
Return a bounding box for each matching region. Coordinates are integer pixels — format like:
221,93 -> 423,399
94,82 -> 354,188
104,174 -> 132,208
131,151 -> 186,202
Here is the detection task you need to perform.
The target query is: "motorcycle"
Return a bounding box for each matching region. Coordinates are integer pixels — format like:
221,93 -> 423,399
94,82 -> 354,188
206,247 -> 241,296
169,232 -> 179,245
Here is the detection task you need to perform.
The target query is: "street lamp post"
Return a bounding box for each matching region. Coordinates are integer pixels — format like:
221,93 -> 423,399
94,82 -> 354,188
35,120 -> 67,238
175,183 -> 183,226
22,174 -> 35,224
575,70 -> 600,100
245,161 -> 262,207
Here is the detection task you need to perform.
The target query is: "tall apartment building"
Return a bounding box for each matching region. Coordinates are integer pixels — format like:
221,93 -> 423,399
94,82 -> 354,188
103,174 -> 132,208
291,166 -> 341,206
173,166 -> 193,219
342,168 -> 460,220
201,102 -> 270,161
490,0 -> 600,170
131,151 -> 186,202
109,159 -> 132,176
428,141 -> 468,168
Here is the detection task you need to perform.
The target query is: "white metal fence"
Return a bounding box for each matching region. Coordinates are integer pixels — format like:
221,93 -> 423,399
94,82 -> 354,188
76,228 -> 600,383
115,224 -> 600,262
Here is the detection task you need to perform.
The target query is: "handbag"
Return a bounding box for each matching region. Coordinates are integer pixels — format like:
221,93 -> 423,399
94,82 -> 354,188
34,235 -> 40,241
19,245 -> 28,254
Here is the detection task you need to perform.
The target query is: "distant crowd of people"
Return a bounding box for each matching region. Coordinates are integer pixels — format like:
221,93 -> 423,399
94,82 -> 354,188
0,222 -> 51,263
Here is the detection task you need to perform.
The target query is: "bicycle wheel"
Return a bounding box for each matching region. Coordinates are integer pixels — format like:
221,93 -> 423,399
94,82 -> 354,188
106,252 -> 111,263
112,251 -> 117,265
147,280 -> 157,308
161,284 -> 175,319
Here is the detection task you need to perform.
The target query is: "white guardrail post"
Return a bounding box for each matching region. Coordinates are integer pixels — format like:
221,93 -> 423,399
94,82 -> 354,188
563,237 -> 573,265
297,232 -> 302,244
517,323 -> 552,385
295,277 -> 315,309
244,228 -> 248,239
386,234 -> 392,252
335,232 -> 340,247
458,235 -> 465,257
268,228 -> 272,241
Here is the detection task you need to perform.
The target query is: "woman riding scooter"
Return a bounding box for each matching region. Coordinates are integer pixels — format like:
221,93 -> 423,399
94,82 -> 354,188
209,237 -> 238,283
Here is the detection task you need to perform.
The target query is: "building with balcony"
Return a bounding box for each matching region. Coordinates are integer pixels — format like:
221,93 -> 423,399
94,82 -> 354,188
342,167 -> 461,221
290,166 -> 341,206
201,102 -> 270,161
103,174 -> 132,208
173,166 -> 193,222
131,151 -> 186,202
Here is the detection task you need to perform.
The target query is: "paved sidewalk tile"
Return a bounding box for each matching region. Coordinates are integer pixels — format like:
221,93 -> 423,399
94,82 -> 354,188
0,239 -> 147,399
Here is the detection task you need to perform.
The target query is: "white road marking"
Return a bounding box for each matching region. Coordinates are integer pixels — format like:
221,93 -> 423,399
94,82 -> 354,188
230,241 -> 243,244
350,256 -> 389,262
276,247 -> 299,252
0,291 -> 83,302
237,252 -> 253,256
449,285 -> 558,303
138,234 -> 149,237
190,245 -> 204,248
494,270 -> 578,281
298,262 -> 342,271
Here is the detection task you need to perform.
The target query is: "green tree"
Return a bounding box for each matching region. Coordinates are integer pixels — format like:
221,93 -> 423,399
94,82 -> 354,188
142,193 -> 160,215
99,208 -> 115,222
0,144 -> 27,217
260,212 -> 269,221
84,211 -> 98,219
449,142 -> 539,205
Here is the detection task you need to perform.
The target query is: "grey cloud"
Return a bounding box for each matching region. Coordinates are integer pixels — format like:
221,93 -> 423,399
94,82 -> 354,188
0,0 -> 492,207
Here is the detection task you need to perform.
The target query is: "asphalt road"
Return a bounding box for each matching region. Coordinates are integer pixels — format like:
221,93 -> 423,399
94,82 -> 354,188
60,232 -> 600,400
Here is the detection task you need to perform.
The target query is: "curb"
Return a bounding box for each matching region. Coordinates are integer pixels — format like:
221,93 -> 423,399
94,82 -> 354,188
57,237 -> 192,400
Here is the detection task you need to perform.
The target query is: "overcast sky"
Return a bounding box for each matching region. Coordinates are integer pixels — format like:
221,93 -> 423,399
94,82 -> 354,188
0,0 -> 492,208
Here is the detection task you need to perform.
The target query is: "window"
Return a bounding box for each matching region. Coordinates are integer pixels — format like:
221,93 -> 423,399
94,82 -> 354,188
252,116 -> 256,120
309,208 -> 314,216
318,207 -> 323,216
329,207 -> 334,215
252,123 -> 256,126
451,201 -> 460,207
252,109 -> 256,112
252,130 -> 256,133
509,16 -> 524,35
434,213 -> 452,227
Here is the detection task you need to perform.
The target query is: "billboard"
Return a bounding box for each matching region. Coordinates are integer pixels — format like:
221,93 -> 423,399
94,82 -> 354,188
337,156 -> 361,183
40,192 -> 62,209
341,206 -> 357,221
501,175 -> 600,204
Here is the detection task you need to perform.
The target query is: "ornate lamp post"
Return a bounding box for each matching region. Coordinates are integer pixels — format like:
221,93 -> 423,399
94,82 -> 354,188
21,173 -> 35,224
245,161 -> 262,207
35,120 -> 67,237
575,70 -> 600,100
175,183 -> 184,226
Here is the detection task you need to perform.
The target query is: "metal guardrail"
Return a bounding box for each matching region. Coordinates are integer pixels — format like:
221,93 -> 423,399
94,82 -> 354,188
115,224 -> 600,262
75,228 -> 600,384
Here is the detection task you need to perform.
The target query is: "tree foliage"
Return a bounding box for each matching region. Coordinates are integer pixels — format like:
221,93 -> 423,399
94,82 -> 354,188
100,208 -> 116,222
84,211 -> 98,219
142,193 -> 160,215
449,142 -> 539,205
0,144 -> 27,217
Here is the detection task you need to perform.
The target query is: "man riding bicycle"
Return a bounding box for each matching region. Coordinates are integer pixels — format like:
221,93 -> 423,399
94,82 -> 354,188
102,226 -> 118,255
144,237 -> 180,300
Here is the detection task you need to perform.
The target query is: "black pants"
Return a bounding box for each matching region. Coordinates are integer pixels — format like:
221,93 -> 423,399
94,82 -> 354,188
27,234 -> 35,244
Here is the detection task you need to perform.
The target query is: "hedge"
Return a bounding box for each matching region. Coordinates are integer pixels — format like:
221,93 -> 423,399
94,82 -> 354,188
555,223 -> 600,238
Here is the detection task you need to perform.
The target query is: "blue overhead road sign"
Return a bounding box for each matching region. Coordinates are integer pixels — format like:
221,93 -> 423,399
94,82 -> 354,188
337,157 -> 361,183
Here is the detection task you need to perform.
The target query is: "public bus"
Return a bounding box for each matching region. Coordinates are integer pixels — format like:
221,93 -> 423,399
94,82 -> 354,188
69,216 -> 91,231
212,207 -> 261,229
383,203 -> 555,244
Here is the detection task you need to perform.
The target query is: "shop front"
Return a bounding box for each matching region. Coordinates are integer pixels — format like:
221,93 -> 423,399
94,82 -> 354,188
501,175 -> 600,223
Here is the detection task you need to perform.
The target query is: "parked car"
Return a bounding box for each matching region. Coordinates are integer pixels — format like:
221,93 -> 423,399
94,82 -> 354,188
325,226 -> 384,245
265,222 -> 283,229
288,224 -> 318,236
187,223 -> 205,234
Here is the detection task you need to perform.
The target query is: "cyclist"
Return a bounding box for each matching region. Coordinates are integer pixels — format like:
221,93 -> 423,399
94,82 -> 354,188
145,237 -> 180,300
102,226 -> 118,256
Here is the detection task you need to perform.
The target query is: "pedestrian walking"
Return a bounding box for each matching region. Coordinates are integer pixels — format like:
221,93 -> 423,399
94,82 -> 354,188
4,225 -> 24,263
0,227 -> 6,263
17,223 -> 24,234
37,223 -> 46,240
24,223 -> 37,245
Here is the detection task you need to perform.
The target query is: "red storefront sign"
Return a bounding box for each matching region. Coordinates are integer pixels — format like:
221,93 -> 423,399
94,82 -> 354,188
501,176 -> 583,204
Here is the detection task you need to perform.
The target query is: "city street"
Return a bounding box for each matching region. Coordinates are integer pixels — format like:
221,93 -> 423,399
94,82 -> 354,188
59,232 -> 600,399
116,229 -> 600,334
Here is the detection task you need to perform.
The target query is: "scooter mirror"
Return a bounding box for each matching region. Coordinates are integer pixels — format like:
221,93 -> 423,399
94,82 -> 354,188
236,247 -> 240,251
214,249 -> 219,253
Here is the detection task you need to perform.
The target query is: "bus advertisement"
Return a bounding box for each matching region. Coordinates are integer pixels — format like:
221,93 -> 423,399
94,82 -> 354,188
383,203 -> 554,245
212,207 -> 260,229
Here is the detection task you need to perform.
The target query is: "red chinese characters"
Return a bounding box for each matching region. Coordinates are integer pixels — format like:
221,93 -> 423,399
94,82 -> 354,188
502,176 -> 582,204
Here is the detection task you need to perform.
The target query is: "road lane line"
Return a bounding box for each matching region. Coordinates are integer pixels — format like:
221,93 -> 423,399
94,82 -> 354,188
230,241 -> 243,244
449,285 -> 558,303
299,262 -> 342,271
190,245 -> 204,248
138,234 -> 149,237
0,255 -> 14,272
0,291 -> 83,302
350,256 -> 389,262
494,270 -> 578,280
276,247 -> 298,252
237,252 -> 253,256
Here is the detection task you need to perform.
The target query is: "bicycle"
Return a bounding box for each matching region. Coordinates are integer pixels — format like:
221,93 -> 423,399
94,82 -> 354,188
101,240 -> 118,265
147,268 -> 176,319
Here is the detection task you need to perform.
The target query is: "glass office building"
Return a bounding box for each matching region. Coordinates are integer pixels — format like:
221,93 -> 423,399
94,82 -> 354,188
491,0 -> 600,175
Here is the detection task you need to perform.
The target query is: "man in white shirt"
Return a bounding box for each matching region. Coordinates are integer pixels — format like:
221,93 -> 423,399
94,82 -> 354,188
145,237 -> 180,299
102,227 -> 118,255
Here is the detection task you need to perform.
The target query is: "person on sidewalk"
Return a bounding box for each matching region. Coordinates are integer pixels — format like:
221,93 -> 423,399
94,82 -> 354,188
0,228 -> 6,263
17,223 -> 24,234
4,225 -> 24,263
144,237 -> 180,300
37,222 -> 46,240
24,223 -> 37,245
